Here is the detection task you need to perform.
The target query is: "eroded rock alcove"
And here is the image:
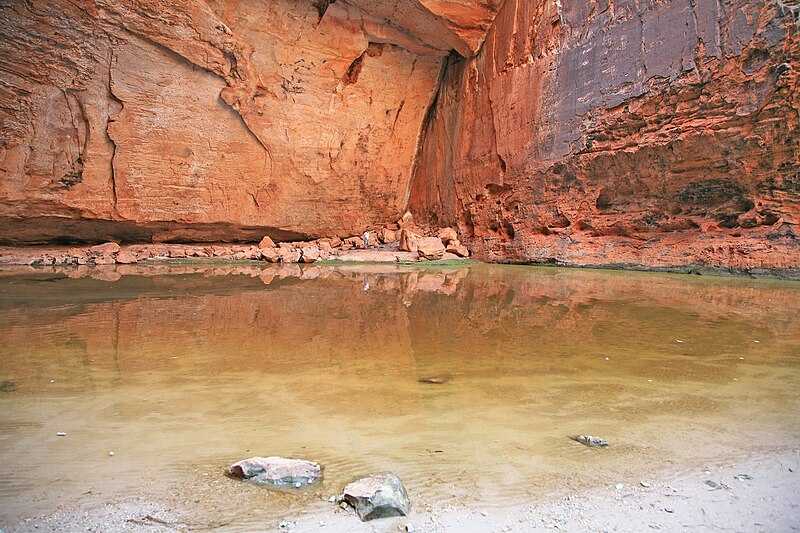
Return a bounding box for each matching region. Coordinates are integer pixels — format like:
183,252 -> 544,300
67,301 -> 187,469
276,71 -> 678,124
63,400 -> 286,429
1,0 -> 798,271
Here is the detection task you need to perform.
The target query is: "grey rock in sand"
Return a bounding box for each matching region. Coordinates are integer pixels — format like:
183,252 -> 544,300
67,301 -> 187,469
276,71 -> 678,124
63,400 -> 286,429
569,435 -> 608,447
225,457 -> 322,488
342,472 -> 410,521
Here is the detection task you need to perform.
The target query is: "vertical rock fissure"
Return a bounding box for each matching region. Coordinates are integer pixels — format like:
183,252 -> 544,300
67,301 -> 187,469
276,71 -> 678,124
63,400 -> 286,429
403,52 -> 454,212
106,48 -> 122,217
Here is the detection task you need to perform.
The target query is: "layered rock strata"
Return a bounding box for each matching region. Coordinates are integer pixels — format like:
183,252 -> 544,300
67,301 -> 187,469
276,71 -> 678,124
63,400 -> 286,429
0,0 -> 500,243
409,0 -> 800,271
1,0 -> 798,272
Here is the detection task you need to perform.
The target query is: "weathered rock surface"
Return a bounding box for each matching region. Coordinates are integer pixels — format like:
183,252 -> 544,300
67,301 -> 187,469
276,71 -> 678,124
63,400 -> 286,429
225,457 -> 322,488
438,227 -> 458,244
446,240 -> 470,258
301,246 -> 321,263
0,0 -> 500,244
0,0 -> 796,273
409,0 -> 800,271
398,229 -> 423,253
342,472 -> 411,521
258,236 -> 276,249
417,236 -> 446,260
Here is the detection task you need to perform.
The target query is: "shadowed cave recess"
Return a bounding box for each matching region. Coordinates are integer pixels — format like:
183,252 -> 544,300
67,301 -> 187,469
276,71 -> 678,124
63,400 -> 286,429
0,0 -> 798,273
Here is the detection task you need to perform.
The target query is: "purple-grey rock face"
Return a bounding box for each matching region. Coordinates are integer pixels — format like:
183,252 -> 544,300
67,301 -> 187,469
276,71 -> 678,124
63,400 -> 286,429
409,0 -> 799,272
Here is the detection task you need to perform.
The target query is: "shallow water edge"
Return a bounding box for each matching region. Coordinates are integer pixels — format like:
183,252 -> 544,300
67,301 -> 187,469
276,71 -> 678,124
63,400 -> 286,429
1,262 -> 798,531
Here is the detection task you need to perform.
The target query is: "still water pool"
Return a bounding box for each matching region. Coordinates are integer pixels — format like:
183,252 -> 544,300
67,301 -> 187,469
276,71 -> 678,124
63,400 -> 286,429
1,263 -> 798,530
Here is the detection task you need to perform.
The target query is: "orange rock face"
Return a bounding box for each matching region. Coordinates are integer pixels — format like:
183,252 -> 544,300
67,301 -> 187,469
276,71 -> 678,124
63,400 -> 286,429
1,0 -> 798,273
0,0 -> 500,243
409,0 -> 800,271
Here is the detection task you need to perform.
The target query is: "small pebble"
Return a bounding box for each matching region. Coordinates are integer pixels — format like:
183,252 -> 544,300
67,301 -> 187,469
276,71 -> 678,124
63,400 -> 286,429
640,481 -> 651,488
480,510 -> 488,517
405,523 -> 415,532
109,451 -> 114,456
615,483 -> 625,490
647,379 -> 653,383
56,432 -> 66,437
294,482 -> 301,488
328,495 -> 337,503
676,340 -> 684,343
50,380 -> 56,383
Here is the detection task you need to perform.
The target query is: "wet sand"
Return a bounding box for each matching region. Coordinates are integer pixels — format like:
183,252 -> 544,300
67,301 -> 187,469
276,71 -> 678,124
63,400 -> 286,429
5,450 -> 798,532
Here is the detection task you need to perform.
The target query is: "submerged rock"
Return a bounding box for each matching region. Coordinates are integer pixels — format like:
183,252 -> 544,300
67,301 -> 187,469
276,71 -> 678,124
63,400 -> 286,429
569,435 -> 609,447
417,374 -> 452,384
0,380 -> 16,392
225,457 -> 322,489
342,472 -> 410,521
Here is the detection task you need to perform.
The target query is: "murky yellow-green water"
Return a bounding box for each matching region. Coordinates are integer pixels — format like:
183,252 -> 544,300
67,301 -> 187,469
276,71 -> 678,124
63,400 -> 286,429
1,263 -> 799,530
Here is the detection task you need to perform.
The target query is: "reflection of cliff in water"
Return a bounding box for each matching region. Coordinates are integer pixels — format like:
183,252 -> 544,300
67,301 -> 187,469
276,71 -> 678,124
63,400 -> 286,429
1,264 -> 798,387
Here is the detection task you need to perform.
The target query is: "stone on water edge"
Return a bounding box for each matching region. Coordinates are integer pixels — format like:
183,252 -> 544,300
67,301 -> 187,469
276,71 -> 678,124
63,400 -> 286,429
115,250 -> 138,264
301,246 -> 320,263
342,472 -> 410,522
225,457 -> 322,488
281,249 -> 302,263
88,242 -> 121,256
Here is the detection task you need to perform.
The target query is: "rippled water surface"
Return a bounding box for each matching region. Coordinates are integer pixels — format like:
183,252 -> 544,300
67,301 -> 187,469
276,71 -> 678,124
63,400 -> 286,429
0,263 -> 799,530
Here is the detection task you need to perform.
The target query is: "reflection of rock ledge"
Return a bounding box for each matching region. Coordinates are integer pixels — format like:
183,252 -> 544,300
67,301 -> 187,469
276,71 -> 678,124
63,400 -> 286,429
0,261 -> 473,299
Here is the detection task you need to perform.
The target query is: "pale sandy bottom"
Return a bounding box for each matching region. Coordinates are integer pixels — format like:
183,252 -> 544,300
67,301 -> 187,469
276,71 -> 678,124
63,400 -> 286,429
1,264 -> 799,532
6,448 -> 798,532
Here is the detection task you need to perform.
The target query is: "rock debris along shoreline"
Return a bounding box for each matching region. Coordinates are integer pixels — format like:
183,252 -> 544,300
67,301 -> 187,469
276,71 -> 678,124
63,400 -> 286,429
225,457 -> 410,523
0,213 -> 471,268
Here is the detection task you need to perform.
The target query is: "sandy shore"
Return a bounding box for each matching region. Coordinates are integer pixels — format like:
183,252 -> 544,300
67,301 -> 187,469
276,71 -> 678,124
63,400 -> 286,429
5,448 -> 797,532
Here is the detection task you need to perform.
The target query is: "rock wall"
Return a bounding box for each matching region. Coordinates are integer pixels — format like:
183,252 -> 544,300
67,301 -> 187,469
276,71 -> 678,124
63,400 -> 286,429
0,0 -> 500,243
410,0 -> 800,271
2,0 -> 798,272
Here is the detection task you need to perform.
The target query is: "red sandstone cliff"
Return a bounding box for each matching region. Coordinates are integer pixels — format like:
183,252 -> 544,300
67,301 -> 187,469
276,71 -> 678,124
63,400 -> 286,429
410,0 -> 800,271
1,0 -> 798,272
0,0 -> 500,242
